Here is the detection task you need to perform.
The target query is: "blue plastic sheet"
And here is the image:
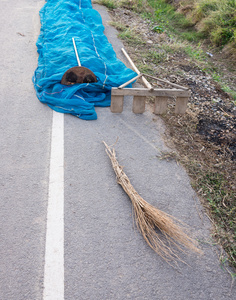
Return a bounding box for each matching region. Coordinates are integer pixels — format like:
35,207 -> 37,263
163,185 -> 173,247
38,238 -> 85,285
33,0 -> 137,120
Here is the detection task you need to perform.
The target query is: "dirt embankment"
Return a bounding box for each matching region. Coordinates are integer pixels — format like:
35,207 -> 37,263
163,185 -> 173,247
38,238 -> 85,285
167,0 -> 236,59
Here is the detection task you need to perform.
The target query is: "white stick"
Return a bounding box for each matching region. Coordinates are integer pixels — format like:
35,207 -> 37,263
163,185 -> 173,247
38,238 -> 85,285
72,38 -> 81,67
121,48 -> 153,90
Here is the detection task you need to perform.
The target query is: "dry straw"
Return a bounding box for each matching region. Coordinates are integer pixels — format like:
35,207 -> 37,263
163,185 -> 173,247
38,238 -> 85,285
103,141 -> 202,265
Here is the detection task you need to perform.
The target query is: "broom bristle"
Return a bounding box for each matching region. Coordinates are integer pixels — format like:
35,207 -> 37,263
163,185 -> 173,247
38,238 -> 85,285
103,141 -> 202,265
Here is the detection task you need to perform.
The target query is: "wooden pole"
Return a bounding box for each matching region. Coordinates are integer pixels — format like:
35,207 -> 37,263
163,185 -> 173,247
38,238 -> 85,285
118,73 -> 143,89
121,48 -> 153,90
143,73 -> 189,90
72,38 -> 81,67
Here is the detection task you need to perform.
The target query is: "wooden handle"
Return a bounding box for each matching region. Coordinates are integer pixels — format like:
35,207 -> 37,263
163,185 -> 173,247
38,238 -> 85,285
121,48 -> 153,90
118,73 -> 143,89
143,73 -> 189,90
72,38 -> 81,67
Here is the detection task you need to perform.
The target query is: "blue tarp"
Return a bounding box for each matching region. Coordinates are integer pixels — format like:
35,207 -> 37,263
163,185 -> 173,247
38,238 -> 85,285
33,0 -> 137,120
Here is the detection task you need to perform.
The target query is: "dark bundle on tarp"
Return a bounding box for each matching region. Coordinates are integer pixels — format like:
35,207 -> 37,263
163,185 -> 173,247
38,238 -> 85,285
33,0 -> 136,120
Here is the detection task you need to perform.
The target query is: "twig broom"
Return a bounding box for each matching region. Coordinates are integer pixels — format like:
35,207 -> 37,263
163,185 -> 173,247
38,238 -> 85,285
103,141 -> 202,265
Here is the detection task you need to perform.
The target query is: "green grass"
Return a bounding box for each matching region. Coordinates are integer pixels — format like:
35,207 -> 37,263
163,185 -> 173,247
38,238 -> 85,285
109,21 -> 145,45
196,172 -> 236,267
146,49 -> 167,63
221,85 -> 236,101
118,29 -> 144,45
109,21 -> 127,32
192,0 -> 236,47
109,20 -> 145,45
98,0 -> 236,48
136,63 -> 155,75
160,40 -> 188,54
184,42 -> 206,60
96,0 -> 118,9
208,69 -> 236,101
140,0 -> 202,42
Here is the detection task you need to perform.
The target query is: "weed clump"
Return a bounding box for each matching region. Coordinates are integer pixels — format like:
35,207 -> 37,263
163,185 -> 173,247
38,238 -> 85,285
193,0 -> 236,47
167,0 -> 236,50
96,0 -> 118,9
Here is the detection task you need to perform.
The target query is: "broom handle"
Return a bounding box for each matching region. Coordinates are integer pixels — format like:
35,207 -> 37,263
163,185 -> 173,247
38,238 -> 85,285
72,38 -> 81,67
121,48 -> 153,90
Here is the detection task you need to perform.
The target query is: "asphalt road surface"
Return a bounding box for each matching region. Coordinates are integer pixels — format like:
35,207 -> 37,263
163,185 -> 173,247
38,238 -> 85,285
0,1 -> 235,299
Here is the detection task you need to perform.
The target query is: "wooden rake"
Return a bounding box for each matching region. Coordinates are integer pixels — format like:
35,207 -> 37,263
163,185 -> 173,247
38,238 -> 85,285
111,48 -> 190,114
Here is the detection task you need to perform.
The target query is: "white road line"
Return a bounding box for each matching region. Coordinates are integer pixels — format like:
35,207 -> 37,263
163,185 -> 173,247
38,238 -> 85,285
43,111 -> 64,300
